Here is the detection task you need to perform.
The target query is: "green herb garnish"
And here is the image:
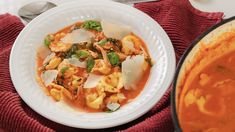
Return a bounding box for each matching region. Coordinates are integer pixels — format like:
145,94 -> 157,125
62,45 -> 78,58
76,50 -> 90,59
107,38 -> 118,44
86,57 -> 95,72
82,20 -> 102,32
107,38 -> 121,49
98,39 -> 107,46
44,36 -> 51,47
107,52 -> 119,66
60,66 -> 69,75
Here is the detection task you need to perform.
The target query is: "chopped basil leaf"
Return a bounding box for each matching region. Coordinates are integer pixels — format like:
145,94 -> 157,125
86,57 -> 95,72
82,20 -> 102,32
60,66 -> 69,75
76,50 -> 89,59
98,39 -> 107,46
107,52 -> 119,66
44,36 -> 51,47
107,38 -> 121,50
107,38 -> 118,44
62,45 -> 78,58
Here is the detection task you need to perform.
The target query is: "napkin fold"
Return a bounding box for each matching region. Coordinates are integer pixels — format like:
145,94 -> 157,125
0,0 -> 223,131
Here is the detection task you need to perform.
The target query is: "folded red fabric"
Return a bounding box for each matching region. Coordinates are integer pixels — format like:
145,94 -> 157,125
0,0 -> 223,131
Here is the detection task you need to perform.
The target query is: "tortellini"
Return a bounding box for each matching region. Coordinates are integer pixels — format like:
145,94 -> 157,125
121,35 -> 141,55
57,60 -> 78,78
49,33 -> 72,52
97,72 -> 123,93
47,83 -> 64,101
45,57 -> 62,70
106,93 -> 126,104
92,59 -> 111,75
85,72 -> 123,109
86,93 -> 106,109
50,89 -> 61,101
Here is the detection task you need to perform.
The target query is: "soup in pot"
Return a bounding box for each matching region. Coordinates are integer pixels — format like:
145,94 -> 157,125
178,32 -> 235,131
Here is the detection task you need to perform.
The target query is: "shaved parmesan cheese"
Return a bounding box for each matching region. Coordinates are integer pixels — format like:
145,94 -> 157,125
43,52 -> 55,65
84,74 -> 103,88
107,102 -> 120,112
117,93 -> 126,100
122,54 -> 145,90
65,58 -> 86,68
41,70 -> 58,86
37,45 -> 51,59
61,29 -> 94,44
101,20 -> 131,40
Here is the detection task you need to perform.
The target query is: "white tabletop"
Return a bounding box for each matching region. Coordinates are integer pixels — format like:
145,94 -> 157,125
189,0 -> 235,19
0,0 -> 74,17
0,0 -> 234,21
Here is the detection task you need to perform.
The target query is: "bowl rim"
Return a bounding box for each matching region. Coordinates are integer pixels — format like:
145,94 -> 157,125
171,16 -> 235,132
9,0 -> 176,129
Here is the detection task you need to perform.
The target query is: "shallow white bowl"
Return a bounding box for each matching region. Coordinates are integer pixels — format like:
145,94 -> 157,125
10,0 -> 175,129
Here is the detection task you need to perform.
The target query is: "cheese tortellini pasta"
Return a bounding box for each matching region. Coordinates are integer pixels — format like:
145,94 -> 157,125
36,20 -> 152,112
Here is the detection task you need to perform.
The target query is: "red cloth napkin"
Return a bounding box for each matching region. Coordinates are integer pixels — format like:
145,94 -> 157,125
0,0 -> 223,131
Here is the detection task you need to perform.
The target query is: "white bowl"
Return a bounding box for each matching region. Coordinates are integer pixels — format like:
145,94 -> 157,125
10,0 -> 175,129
